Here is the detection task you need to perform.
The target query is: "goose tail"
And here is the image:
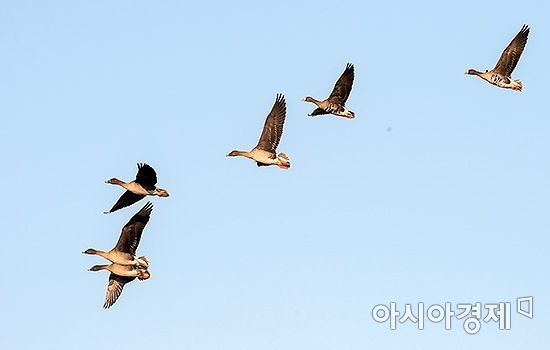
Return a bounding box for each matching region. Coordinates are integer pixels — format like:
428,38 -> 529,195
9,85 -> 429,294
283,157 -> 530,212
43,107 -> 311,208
277,153 -> 291,170
137,256 -> 149,269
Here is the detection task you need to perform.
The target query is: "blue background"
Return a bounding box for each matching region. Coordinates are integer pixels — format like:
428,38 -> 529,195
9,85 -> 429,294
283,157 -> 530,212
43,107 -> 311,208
0,1 -> 547,348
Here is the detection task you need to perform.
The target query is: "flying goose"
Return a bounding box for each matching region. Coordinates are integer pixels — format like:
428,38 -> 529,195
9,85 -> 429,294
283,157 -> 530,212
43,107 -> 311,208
84,202 -> 153,268
465,25 -> 530,91
105,163 -> 169,213
303,63 -> 355,118
88,264 -> 150,309
86,202 -> 154,308
227,94 -> 290,169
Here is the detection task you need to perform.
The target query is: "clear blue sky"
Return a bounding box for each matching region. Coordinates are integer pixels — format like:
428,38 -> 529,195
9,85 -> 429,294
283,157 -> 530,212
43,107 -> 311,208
1,0 -> 548,349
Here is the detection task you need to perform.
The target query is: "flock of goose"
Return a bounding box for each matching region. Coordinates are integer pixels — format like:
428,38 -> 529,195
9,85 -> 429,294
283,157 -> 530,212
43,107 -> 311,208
84,25 -> 530,308
84,164 -> 169,308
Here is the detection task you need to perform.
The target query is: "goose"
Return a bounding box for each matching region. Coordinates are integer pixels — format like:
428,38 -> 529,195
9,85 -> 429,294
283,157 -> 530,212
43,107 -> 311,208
227,94 -> 290,169
84,202 -> 153,268
303,63 -> 355,118
465,25 -> 530,91
88,264 -> 150,309
105,163 -> 169,213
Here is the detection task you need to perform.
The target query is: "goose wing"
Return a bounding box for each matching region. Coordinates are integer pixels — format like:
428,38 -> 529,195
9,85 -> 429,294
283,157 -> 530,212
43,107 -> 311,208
135,163 -> 157,191
328,63 -> 354,105
255,94 -> 287,153
113,202 -> 153,255
493,25 -> 529,76
106,190 -> 146,214
104,274 -> 135,309
309,107 -> 329,117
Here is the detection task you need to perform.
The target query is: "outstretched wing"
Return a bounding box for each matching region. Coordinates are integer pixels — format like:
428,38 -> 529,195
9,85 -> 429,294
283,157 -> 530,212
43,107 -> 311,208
309,108 -> 329,117
493,25 -> 529,76
328,63 -> 354,105
255,94 -> 287,153
135,163 -> 157,191
113,202 -> 153,255
104,274 -> 135,309
106,190 -> 146,214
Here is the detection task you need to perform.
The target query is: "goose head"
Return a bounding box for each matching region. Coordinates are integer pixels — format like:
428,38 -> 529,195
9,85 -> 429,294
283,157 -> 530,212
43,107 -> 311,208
88,265 -> 107,272
105,178 -> 124,185
302,96 -> 315,102
465,69 -> 483,76
227,150 -> 242,157
83,248 -> 98,255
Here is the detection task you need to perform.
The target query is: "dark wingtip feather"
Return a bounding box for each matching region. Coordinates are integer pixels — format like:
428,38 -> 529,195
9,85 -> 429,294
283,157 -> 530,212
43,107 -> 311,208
136,201 -> 154,218
137,162 -> 152,172
518,24 -> 530,40
273,93 -> 286,115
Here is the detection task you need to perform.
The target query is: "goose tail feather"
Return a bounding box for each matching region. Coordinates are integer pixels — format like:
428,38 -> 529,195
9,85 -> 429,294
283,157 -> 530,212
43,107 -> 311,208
277,153 -> 291,169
